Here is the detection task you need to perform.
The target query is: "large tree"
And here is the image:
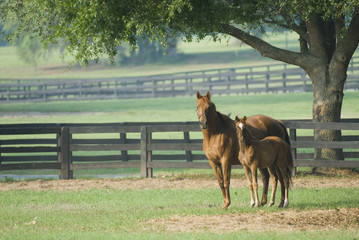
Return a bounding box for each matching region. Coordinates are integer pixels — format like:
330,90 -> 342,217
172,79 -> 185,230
1,0 -> 359,161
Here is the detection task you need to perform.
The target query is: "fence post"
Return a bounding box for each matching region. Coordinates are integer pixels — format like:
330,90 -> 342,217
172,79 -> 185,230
184,131 -> 192,162
6,85 -> 10,101
245,74 -> 249,94
226,75 -> 231,93
289,128 -> 297,176
152,80 -> 156,97
141,126 -> 153,178
120,132 -> 128,162
282,73 -> 287,93
58,126 -> 72,179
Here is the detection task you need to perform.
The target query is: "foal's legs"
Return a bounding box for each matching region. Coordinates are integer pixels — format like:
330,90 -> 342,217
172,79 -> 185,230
250,165 -> 260,207
243,165 -> 255,207
267,166 -> 278,207
259,168 -> 269,206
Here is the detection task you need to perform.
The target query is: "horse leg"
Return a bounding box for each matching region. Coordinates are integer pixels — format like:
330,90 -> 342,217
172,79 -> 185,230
283,185 -> 289,208
208,161 -> 228,209
243,165 -> 255,207
221,161 -> 232,209
267,166 -> 278,207
250,165 -> 260,207
259,168 -> 269,206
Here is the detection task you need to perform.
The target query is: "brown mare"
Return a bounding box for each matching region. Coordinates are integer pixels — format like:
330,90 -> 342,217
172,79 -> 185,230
235,116 -> 294,208
196,91 -> 291,209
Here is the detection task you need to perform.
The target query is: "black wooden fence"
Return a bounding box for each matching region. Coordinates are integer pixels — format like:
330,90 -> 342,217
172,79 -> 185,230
1,119 -> 358,179
1,56 -> 358,102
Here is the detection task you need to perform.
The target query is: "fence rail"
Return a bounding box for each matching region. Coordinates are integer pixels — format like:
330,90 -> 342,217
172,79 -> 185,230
1,56 -> 358,102
1,119 -> 358,179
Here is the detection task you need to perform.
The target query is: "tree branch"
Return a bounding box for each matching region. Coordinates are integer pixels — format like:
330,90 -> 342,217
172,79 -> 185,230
280,13 -> 309,42
218,23 -> 308,68
333,7 -> 359,64
299,20 -> 309,54
335,13 -> 345,46
305,14 -> 327,59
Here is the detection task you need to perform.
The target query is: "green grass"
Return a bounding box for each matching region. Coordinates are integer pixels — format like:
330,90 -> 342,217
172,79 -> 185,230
1,91 -> 358,124
0,186 -> 358,239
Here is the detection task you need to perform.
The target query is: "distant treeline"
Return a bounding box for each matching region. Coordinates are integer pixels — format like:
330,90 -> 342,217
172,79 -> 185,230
0,26 -> 8,46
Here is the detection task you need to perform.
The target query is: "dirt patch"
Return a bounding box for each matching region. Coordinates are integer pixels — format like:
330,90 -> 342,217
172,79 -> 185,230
1,177 -> 359,192
148,208 -> 359,233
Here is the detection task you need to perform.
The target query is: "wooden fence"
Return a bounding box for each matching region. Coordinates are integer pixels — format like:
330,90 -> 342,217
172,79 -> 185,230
1,119 -> 358,179
1,56 -> 359,102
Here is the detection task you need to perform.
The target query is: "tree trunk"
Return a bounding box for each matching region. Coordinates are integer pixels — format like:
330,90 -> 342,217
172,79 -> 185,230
309,61 -> 346,167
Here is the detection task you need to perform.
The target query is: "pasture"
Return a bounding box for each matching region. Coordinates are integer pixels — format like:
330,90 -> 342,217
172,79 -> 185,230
1,92 -> 359,239
1,91 -> 359,123
0,177 -> 358,239
1,31 -> 359,239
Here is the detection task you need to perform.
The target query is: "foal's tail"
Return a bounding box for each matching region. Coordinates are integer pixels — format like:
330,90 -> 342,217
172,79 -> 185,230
277,120 -> 291,147
278,120 -> 294,186
286,147 -> 294,187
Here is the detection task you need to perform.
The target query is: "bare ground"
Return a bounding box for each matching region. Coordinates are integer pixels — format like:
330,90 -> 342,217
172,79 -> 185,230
148,207 -> 359,233
1,176 -> 358,191
1,176 -> 358,233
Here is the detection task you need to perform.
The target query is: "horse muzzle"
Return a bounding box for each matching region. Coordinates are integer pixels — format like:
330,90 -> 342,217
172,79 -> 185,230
199,119 -> 207,129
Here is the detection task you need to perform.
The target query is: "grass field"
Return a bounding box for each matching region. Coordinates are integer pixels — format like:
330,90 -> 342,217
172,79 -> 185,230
0,177 -> 358,240
1,91 -> 358,124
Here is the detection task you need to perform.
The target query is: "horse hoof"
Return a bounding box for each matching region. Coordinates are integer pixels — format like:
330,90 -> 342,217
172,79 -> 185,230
268,202 -> 274,207
222,201 -> 230,209
283,201 -> 289,208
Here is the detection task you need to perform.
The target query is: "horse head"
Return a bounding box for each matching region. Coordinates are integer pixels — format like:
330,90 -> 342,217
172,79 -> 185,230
235,115 -> 247,141
196,91 -> 216,129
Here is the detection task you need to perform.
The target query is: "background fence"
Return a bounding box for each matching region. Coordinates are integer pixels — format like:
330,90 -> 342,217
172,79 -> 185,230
1,119 -> 358,179
1,57 -> 359,102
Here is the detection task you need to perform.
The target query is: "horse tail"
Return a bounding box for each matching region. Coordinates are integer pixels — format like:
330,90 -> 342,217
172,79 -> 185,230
277,120 -> 291,147
286,146 -> 294,187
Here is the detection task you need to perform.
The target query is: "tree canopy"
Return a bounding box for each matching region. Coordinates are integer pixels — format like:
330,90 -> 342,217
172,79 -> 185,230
1,0 -> 359,162
1,0 -> 358,66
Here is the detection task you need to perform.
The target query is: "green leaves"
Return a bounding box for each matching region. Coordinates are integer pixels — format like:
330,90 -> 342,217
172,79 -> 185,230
1,0 -> 358,65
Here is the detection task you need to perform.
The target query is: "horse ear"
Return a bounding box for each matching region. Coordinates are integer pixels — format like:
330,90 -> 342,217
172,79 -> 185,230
240,116 -> 247,124
206,91 -> 211,100
235,116 -> 240,122
196,91 -> 201,99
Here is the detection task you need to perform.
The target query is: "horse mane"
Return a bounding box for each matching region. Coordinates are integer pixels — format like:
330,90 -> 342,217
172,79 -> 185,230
216,111 -> 226,126
207,100 -> 232,128
242,126 -> 255,147
216,111 -> 236,129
